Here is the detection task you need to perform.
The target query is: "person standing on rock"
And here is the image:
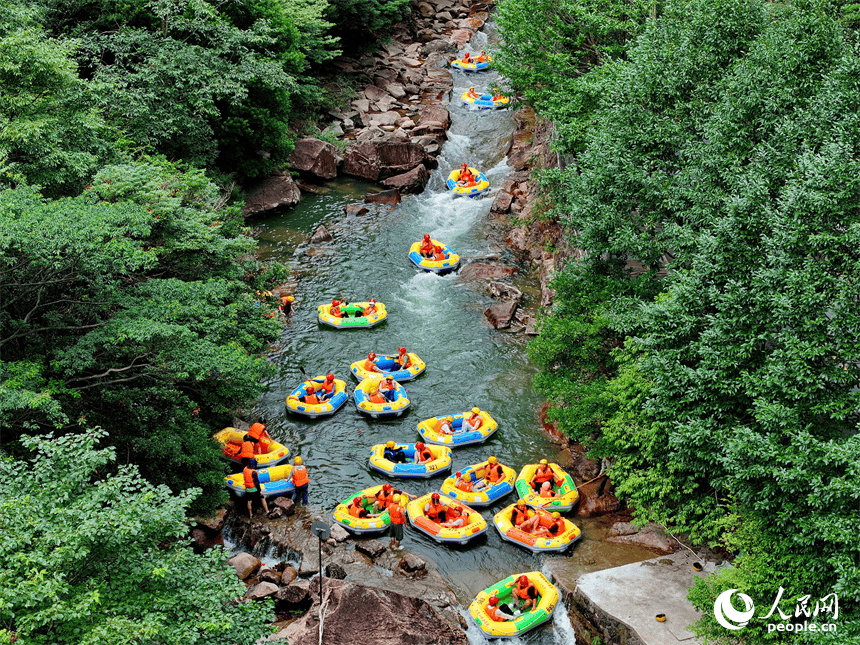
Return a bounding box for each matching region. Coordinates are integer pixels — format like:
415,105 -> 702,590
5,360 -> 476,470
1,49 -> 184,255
243,459 -> 270,517
239,434 -> 258,466
388,494 -> 407,548
291,456 -> 309,506
278,295 -> 294,316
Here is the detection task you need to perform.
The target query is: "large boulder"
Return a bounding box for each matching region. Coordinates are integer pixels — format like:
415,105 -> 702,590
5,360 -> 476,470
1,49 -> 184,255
364,189 -> 401,206
227,552 -> 261,580
606,523 -> 677,553
354,539 -> 386,560
275,579 -> 312,611
459,262 -> 518,281
271,579 -> 469,645
246,581 -> 279,600
288,138 -> 337,180
484,301 -> 519,329
342,142 -> 427,181
381,164 -> 429,194
418,105 -> 451,130
243,172 -> 300,218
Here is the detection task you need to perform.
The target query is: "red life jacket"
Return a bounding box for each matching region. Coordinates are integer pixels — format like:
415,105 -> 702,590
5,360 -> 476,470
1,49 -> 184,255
534,465 -> 554,484
243,467 -> 257,491
304,393 -> 320,404
320,380 -> 335,394
486,464 -> 504,483
514,581 -> 538,600
455,478 -> 472,492
349,501 -> 364,518
486,604 -> 505,622
239,441 -> 255,459
292,465 -> 309,487
364,359 -> 377,371
426,500 -> 444,521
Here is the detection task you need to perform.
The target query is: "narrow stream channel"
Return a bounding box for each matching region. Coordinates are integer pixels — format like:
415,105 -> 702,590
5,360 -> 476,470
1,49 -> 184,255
249,26 -> 654,644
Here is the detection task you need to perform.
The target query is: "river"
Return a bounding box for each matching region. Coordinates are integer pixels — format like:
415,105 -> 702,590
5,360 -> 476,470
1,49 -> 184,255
249,28 -> 653,644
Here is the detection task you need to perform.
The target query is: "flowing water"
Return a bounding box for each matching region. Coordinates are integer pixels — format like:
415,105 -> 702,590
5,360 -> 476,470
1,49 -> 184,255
248,28 -> 653,644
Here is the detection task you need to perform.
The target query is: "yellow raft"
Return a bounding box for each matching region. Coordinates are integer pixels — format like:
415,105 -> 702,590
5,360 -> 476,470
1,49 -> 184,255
493,502 -> 581,553
317,301 -> 387,329
353,377 -> 410,418
446,168 -> 490,197
514,462 -> 579,512
350,353 -> 426,382
368,442 -> 452,478
285,376 -> 348,418
406,493 -> 488,544
213,427 -> 290,468
332,485 -> 393,534
224,464 -> 294,499
417,409 -> 498,447
407,240 -> 460,273
450,56 -> 492,71
461,90 -> 509,110
440,459 -> 516,506
469,571 -> 559,638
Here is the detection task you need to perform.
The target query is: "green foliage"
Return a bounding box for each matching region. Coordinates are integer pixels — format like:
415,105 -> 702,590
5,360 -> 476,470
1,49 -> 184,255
525,0 -> 860,639
325,0 -> 409,48
0,428 -> 273,644
0,159 -> 287,512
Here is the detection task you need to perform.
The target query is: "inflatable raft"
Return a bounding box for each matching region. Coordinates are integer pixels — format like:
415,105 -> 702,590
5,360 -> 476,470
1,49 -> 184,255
224,464 -> 295,499
417,409 -> 498,447
514,463 -> 579,512
493,502 -> 581,553
317,301 -> 387,329
446,168 -> 490,198
440,460 -> 516,507
350,353 -> 426,382
462,91 -> 509,110
369,442 -> 452,478
353,378 -> 410,418
332,485 -> 393,534
214,427 -> 290,468
406,493 -> 488,544
285,376 -> 348,418
469,571 -> 559,639
407,240 -> 460,273
450,57 -> 491,71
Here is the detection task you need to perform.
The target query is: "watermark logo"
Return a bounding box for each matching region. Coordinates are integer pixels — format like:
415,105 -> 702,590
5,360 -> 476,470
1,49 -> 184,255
714,589 -> 755,630
713,588 -> 839,634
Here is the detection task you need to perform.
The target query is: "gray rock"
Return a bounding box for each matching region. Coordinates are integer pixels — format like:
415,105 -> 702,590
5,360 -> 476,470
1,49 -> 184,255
309,224 -> 333,244
351,98 -> 371,113
267,507 -> 284,519
259,568 -> 282,584
246,581 -> 279,600
385,83 -> 406,99
330,523 -> 351,542
484,300 -> 519,329
397,553 -> 427,575
288,138 -> 338,180
325,563 -> 348,580
243,172 -> 300,218
364,85 -> 388,102
381,164 -> 430,194
490,189 -> 514,214
342,141 -> 428,181
364,189 -> 401,206
280,565 -> 298,586
417,2 -> 435,17
227,552 -> 261,580
274,579 -> 311,608
488,282 -> 523,301
355,539 -> 386,560
273,497 -> 295,516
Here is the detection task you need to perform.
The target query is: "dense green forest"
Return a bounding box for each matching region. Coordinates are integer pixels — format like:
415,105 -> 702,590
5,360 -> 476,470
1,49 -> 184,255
496,0 -> 859,641
0,0 -> 407,641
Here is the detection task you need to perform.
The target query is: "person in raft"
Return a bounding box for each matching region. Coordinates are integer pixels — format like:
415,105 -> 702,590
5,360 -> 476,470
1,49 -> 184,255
461,52 -> 472,63
238,434 -> 258,466
394,346 -> 411,369
302,385 -> 320,404
291,456 -> 309,506
491,87 -> 503,101
424,492 -> 448,524
440,504 -> 467,529
533,511 -> 565,538
366,385 -> 387,404
388,494 -> 407,548
476,50 -> 489,62
414,441 -> 433,465
364,352 -> 382,374
419,233 -> 435,258
508,575 -> 540,612
432,246 -> 447,262
378,375 -> 397,402
511,498 -> 543,534
363,298 -> 378,316
462,407 -> 483,433
328,299 -> 342,317
348,494 -> 381,519
316,373 -> 337,400
530,459 -> 561,491
243,459 -> 270,517
455,470 -> 487,492
467,86 -> 479,99
278,295 -> 294,316
247,421 -> 271,454
539,480 -> 557,498
457,163 -> 476,186
435,415 -> 455,435
384,441 -> 408,464
485,595 -> 517,622
373,483 -> 416,513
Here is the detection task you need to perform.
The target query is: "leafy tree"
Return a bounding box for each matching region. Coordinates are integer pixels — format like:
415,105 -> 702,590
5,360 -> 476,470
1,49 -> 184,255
0,159 -> 287,511
0,428 -> 273,644
324,0 -> 409,49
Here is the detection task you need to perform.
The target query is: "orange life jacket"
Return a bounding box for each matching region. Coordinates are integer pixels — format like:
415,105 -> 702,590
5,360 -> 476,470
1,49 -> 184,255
534,465 -> 554,484
455,478 -> 473,492
397,353 -> 410,367
514,581 -> 538,600
379,380 -> 395,392
486,464 -> 504,483
349,501 -> 364,518
368,390 -> 386,404
463,53 -> 471,62
363,304 -> 376,315
426,500 -> 445,521
433,251 -> 446,261
243,467 -> 257,491
435,419 -> 452,434
512,506 -> 530,526
549,520 -> 564,535
420,241 -> 434,255
304,393 -> 320,404
467,413 -> 482,430
329,305 -> 341,317
239,441 -> 255,459
540,486 -> 556,498
487,604 -> 505,622
319,380 -> 335,394
376,490 -> 393,507
292,464 -> 309,487
417,448 -> 432,462
389,504 -> 406,525
364,359 -> 377,371
248,423 -> 266,440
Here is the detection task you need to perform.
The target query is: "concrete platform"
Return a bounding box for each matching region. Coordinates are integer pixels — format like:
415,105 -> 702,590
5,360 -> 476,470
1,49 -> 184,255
575,551 -> 720,644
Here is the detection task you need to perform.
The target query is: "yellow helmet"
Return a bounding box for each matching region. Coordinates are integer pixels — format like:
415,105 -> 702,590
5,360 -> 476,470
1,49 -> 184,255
286,295 -> 295,302
517,498 -> 526,507
471,407 -> 480,414
445,416 -> 453,422
392,494 -> 401,504
386,440 -> 395,449
294,456 -> 303,465
539,459 -> 548,465
552,512 -> 561,519
487,456 -> 498,464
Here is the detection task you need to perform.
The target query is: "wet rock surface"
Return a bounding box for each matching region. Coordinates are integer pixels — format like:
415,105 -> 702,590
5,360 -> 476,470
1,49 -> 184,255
288,138 -> 338,180
243,172 -> 301,218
